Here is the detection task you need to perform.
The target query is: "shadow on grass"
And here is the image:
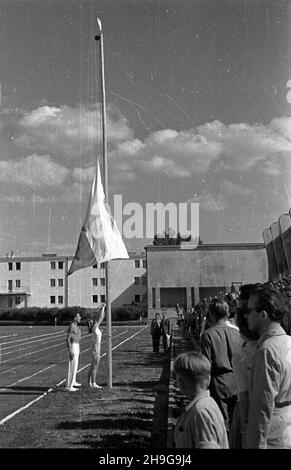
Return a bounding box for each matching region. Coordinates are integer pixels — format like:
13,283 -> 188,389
55,355 -> 171,448
57,416 -> 152,431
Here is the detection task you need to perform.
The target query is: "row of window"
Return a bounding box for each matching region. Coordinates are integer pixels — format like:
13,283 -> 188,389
92,278 -> 106,286
7,260 -> 146,271
50,295 -> 64,304
135,260 -> 146,268
50,294 -> 107,305
13,293 -> 141,306
50,279 -> 63,287
8,262 -> 21,271
7,277 -> 144,289
8,280 -> 21,288
50,261 -> 64,270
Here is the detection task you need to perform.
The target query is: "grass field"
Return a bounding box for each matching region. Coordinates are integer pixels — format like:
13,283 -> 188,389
0,325 -> 171,448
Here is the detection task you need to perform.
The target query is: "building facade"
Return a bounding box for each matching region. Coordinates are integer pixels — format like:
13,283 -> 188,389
0,243 -> 268,318
146,243 -> 268,319
0,253 -> 147,310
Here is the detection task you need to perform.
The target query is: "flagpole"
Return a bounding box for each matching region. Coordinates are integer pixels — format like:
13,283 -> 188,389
95,18 -> 113,389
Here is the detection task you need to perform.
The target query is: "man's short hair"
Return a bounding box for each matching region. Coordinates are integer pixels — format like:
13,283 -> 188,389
209,299 -> 229,320
236,307 -> 259,341
250,285 -> 290,322
174,351 -> 211,383
240,283 -> 262,302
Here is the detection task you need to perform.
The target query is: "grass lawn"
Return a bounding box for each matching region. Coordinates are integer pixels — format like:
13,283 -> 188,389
0,331 -> 171,449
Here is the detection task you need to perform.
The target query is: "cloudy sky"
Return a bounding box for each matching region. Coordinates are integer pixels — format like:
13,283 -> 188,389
0,0 -> 291,257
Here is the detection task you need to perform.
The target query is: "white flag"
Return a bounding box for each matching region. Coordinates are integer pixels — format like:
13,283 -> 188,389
68,162 -> 128,275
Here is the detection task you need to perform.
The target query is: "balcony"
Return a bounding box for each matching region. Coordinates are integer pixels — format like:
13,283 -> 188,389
0,286 -> 31,295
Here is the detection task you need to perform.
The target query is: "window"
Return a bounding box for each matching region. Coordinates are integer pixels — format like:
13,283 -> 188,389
134,277 -> 140,285
15,280 -> 21,288
8,262 -> 13,271
92,263 -> 98,269
101,295 -> 106,303
50,279 -> 56,287
142,260 -> 147,268
51,261 -> 56,270
50,296 -> 56,304
8,280 -> 13,292
92,295 -> 98,303
16,262 -> 21,270
92,278 -> 98,286
134,295 -> 141,304
58,278 -> 63,287
58,261 -> 64,269
15,297 -> 21,305
135,260 -> 140,268
100,262 -> 105,268
101,278 -> 106,286
142,277 -> 147,285
58,295 -> 63,304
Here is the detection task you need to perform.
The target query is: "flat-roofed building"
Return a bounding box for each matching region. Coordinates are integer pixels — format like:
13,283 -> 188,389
0,252 -> 147,310
145,243 -> 268,319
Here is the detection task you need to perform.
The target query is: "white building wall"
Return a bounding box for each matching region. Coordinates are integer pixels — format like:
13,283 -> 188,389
0,253 -> 147,310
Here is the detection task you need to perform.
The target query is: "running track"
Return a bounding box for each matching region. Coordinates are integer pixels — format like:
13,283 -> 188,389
0,324 -> 147,425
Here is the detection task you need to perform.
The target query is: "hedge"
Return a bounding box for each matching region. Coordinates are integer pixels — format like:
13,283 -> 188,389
0,305 -> 147,323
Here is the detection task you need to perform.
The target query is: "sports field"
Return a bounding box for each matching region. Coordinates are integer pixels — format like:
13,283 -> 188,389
0,324 -> 171,448
0,324 -> 147,424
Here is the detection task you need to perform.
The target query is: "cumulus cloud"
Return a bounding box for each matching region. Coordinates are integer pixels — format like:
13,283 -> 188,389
110,117 -> 291,179
0,154 -> 69,187
197,118 -> 291,172
139,155 -> 192,178
111,128 -> 222,179
14,103 -> 133,160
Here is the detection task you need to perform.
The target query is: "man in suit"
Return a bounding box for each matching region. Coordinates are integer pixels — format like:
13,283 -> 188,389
161,311 -> 171,352
150,312 -> 162,353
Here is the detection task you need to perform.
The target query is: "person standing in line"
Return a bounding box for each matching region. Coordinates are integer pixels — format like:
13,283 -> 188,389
246,285 -> 291,448
173,351 -> 229,449
161,311 -> 171,352
229,284 -> 260,448
200,299 -> 242,433
66,312 -> 82,392
88,303 -> 106,389
150,312 -> 162,353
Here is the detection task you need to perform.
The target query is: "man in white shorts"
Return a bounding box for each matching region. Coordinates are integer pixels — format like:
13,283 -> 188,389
88,303 -> 106,388
66,312 -> 82,392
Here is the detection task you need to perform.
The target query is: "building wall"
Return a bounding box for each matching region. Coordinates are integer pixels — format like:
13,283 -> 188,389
146,244 -> 268,319
0,253 -> 147,310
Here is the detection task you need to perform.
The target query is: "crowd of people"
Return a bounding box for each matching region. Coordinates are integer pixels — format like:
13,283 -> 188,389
64,278 -> 291,449
173,278 -> 291,449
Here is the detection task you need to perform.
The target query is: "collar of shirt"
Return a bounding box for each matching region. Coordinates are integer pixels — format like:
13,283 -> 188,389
257,324 -> 287,347
184,390 -> 210,413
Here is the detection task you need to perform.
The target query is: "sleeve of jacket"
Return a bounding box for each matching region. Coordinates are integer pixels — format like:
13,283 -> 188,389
200,332 -> 213,365
246,347 -> 280,448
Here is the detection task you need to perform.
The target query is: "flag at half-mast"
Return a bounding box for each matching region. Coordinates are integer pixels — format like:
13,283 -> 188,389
68,161 -> 129,275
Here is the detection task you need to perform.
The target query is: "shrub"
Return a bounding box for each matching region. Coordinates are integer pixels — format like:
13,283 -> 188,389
112,305 -> 147,321
0,306 -> 97,324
